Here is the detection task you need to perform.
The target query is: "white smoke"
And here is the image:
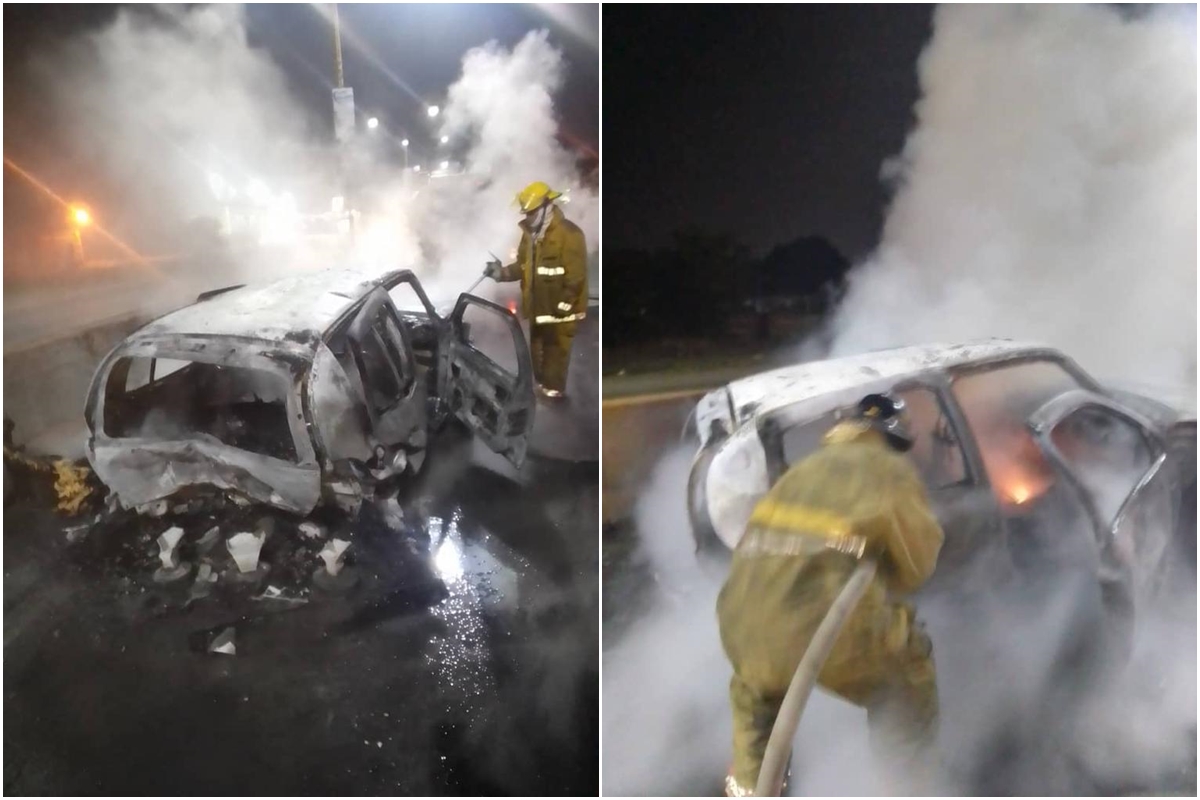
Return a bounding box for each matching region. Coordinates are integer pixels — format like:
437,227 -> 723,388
350,30 -> 598,306
824,5 -> 1197,401
606,9 -> 1196,794
35,5 -> 322,256
29,10 -> 595,311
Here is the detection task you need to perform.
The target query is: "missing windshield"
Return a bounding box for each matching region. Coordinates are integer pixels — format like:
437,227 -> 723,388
103,357 -> 298,462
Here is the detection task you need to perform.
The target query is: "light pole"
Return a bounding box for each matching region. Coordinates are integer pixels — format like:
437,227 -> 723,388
401,138 -> 409,169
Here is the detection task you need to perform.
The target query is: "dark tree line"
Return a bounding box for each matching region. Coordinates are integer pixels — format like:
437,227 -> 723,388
605,231 -> 851,347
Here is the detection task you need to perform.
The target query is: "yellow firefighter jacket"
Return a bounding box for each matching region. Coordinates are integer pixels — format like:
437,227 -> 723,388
727,421 -> 944,594
497,205 -> 588,325
718,421 -> 945,691
717,422 -> 945,793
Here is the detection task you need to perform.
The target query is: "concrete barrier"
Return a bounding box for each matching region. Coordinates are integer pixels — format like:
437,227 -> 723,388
4,314 -> 148,452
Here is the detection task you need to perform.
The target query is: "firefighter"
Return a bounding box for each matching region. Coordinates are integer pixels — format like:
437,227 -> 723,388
485,181 -> 588,398
716,393 -> 945,796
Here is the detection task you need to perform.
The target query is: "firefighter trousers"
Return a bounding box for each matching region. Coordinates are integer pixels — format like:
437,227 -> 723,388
529,321 -> 576,393
719,553 -> 939,792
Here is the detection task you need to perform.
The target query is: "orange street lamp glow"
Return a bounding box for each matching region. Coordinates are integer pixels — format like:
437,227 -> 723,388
72,207 -> 90,226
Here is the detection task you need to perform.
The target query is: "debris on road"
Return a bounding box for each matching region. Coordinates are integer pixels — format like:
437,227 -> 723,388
4,417 -> 101,516
209,627 -> 237,656
196,525 -> 221,554
64,520 -> 91,543
252,584 -> 309,609
227,531 -> 267,577
188,563 -> 219,603
153,526 -> 191,583
299,521 -> 326,541
314,538 -> 358,593
380,497 -> 405,531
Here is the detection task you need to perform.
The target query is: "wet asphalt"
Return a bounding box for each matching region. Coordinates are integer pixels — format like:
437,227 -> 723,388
4,411 -> 598,795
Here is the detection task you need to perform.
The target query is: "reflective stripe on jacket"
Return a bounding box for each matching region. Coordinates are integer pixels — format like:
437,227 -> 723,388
496,205 -> 588,324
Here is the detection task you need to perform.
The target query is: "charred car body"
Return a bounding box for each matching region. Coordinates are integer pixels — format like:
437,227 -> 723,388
85,269 -> 535,517
687,340 -> 1196,660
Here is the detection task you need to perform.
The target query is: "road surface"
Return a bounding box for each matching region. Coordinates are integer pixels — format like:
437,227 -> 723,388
5,417 -> 598,795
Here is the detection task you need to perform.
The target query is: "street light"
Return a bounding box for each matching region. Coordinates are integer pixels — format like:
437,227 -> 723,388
426,105 -> 440,118
69,205 -> 90,266
439,135 -> 449,145
400,138 -> 409,148
413,165 -> 421,173
400,138 -> 410,169
367,117 -> 379,130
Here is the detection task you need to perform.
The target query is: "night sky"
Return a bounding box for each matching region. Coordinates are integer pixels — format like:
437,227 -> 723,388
604,4 -> 932,259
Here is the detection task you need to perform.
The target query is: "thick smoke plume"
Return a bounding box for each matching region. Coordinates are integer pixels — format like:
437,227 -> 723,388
821,5 -> 1196,402
34,5 -> 322,258
29,8 -> 594,311
606,5 -> 1196,795
365,29 -> 599,305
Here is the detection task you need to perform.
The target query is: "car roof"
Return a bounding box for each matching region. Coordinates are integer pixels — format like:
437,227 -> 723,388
134,270 -> 384,343
724,339 -> 1062,419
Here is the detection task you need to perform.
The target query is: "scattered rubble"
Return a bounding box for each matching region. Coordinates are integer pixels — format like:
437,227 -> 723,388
252,584 -> 309,609
188,563 -> 219,604
226,531 -> 269,582
10,425 -> 450,622
209,627 -> 237,656
64,521 -> 91,544
153,526 -> 191,583
299,521 -> 326,541
4,416 -> 102,516
380,497 -> 405,532
196,525 -> 221,554
314,538 -> 358,593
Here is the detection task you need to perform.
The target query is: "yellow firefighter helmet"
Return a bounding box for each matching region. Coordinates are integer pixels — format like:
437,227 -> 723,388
515,181 -> 561,213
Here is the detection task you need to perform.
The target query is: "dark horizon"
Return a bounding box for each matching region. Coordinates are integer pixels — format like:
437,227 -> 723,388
603,4 -> 932,260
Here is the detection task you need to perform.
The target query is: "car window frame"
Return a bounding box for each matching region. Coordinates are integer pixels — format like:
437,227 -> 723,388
350,302 -> 416,418
892,378 -> 977,491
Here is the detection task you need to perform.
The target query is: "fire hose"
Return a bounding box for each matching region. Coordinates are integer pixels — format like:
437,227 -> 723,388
465,274 -> 487,295
753,557 -> 879,797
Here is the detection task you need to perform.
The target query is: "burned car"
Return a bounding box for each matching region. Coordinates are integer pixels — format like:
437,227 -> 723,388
84,269 -> 535,517
687,340 -> 1196,659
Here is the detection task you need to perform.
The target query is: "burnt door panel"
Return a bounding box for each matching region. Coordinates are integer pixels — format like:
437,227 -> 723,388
440,294 -> 535,468
346,289 -> 425,450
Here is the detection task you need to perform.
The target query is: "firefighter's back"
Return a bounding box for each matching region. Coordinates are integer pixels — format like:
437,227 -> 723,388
716,432 -> 910,689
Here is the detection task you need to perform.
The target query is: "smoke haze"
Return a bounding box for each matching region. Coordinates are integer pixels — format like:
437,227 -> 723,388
605,5 -> 1196,795
23,7 -> 595,311
823,5 -> 1196,401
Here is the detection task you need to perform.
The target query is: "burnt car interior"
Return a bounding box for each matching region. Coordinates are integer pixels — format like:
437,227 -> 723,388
103,356 -> 298,462
383,275 -> 440,368
331,299 -> 418,419
760,357 -> 1132,578
949,360 -> 1104,573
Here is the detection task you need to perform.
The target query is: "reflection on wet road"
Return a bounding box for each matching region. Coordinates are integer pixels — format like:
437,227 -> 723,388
4,423 -> 598,795
427,509 -> 515,718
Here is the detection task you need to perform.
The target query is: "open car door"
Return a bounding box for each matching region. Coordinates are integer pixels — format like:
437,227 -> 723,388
1028,389 -> 1171,617
438,294 -> 535,468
